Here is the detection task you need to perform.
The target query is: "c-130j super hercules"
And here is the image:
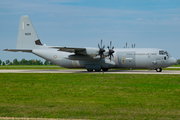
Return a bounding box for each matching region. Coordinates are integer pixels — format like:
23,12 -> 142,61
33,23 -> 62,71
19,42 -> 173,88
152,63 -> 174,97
4,15 -> 177,72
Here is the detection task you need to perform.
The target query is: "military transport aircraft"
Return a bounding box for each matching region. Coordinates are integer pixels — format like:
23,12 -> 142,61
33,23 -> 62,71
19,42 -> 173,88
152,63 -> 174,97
4,15 -> 177,72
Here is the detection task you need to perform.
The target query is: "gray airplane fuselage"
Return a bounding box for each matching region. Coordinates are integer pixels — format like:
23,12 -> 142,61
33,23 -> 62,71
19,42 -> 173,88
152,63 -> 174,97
32,47 -> 176,70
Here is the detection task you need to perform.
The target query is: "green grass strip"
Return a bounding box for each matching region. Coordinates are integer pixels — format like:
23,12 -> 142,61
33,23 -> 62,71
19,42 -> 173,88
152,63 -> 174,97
0,73 -> 180,119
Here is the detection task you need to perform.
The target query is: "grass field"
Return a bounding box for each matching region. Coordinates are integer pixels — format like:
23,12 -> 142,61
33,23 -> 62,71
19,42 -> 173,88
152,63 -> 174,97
171,65 -> 180,67
0,73 -> 180,119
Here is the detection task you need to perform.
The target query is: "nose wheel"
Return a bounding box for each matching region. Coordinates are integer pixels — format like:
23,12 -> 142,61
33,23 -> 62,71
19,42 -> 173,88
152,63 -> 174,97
156,68 -> 162,72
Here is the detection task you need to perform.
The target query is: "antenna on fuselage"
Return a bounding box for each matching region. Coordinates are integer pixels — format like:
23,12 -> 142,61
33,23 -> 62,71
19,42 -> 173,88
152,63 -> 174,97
126,42 -> 127,48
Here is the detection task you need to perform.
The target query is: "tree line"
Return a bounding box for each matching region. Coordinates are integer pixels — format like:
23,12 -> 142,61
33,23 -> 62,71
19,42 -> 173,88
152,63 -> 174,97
0,59 -> 54,65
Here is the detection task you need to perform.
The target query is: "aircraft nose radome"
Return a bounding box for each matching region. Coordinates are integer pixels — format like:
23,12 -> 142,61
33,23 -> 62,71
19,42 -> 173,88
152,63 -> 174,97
168,57 -> 177,66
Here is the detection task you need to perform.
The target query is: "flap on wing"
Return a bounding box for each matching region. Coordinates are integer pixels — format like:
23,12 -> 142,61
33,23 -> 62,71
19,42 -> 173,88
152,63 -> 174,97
3,49 -> 32,52
50,47 -> 86,53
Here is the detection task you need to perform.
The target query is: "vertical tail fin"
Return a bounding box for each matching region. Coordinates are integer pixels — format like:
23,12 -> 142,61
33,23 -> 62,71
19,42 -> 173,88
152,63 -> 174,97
16,15 -> 42,49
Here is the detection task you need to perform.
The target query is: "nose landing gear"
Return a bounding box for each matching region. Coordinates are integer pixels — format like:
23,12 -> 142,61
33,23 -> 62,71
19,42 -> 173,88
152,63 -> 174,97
156,68 -> 162,72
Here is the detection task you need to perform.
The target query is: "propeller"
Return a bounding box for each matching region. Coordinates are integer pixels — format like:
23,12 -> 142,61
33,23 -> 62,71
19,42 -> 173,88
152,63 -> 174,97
107,41 -> 114,60
98,39 -> 105,58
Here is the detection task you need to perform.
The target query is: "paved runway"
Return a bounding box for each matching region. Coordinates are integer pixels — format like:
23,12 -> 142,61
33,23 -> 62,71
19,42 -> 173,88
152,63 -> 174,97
0,69 -> 180,74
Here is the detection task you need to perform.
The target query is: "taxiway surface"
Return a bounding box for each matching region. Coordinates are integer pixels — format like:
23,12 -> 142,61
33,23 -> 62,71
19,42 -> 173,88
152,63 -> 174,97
0,69 -> 180,74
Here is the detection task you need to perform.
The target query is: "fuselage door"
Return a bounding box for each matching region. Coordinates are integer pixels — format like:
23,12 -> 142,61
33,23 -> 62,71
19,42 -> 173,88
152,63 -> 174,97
121,57 -> 126,64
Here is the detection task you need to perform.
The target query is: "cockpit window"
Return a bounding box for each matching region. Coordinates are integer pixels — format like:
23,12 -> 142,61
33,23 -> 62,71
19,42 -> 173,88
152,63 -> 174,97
159,50 -> 164,55
159,50 -> 171,57
164,51 -> 168,55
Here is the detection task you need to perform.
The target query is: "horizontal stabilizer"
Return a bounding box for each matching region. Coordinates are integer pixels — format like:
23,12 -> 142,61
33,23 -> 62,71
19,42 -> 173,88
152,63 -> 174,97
3,49 -> 32,53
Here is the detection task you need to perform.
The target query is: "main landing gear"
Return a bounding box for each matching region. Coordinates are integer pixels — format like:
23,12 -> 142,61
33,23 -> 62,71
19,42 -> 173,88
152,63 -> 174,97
156,68 -> 162,72
87,68 -> 109,72
87,69 -> 93,72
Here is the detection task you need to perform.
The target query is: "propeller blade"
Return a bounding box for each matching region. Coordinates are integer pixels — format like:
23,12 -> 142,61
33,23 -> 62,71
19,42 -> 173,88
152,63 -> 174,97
101,39 -> 103,48
107,41 -> 115,61
98,39 -> 105,59
98,44 -> 100,49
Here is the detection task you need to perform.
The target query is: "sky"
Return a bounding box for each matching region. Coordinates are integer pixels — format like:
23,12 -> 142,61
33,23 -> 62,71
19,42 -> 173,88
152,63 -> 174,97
0,0 -> 180,62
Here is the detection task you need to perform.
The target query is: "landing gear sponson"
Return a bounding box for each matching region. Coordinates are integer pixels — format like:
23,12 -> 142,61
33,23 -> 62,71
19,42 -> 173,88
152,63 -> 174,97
87,68 -> 162,72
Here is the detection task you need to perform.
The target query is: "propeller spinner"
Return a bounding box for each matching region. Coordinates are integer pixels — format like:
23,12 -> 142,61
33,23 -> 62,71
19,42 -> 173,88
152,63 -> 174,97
98,39 -> 105,58
107,41 -> 114,60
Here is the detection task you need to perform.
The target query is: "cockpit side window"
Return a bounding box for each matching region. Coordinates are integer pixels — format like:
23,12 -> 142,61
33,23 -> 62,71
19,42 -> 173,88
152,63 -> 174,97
164,51 -> 168,55
164,56 -> 166,60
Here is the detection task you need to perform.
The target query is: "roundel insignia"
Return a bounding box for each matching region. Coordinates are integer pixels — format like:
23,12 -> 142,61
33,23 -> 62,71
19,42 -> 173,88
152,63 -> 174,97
54,55 -> 57,59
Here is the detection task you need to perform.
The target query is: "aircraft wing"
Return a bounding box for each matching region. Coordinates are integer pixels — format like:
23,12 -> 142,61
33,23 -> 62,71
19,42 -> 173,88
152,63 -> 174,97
50,47 -> 100,56
50,47 -> 86,53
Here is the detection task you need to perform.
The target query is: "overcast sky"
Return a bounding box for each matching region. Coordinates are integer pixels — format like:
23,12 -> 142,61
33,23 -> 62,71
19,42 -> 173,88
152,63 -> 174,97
0,0 -> 180,62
